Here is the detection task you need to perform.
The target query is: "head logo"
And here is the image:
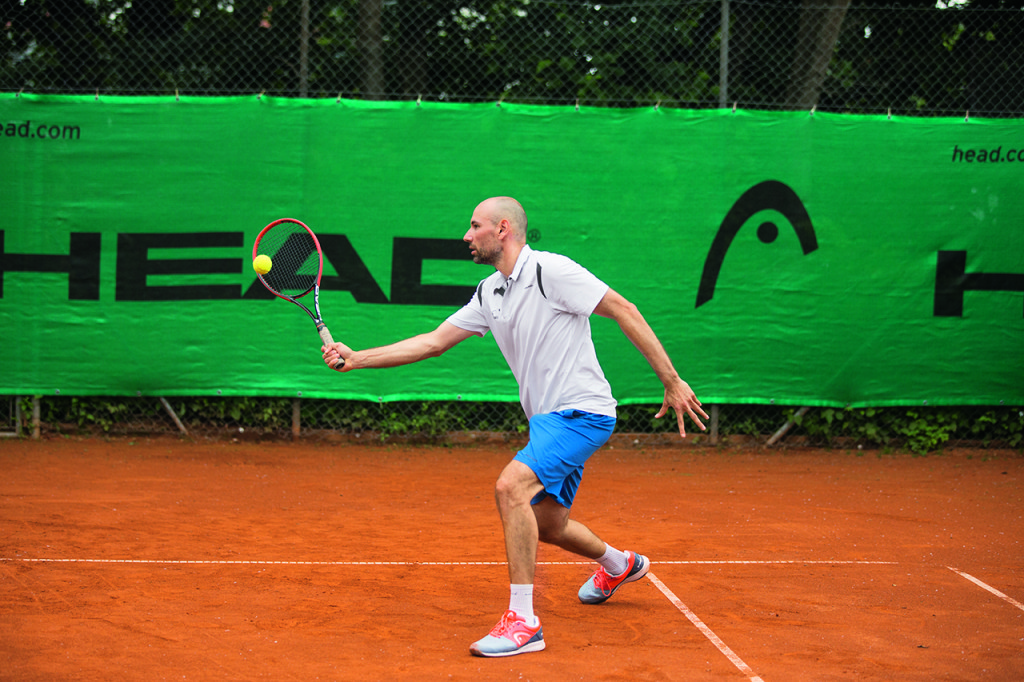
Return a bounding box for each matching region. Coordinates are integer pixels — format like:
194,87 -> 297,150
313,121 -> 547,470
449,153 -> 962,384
934,250 -> 1024,317
695,180 -> 818,308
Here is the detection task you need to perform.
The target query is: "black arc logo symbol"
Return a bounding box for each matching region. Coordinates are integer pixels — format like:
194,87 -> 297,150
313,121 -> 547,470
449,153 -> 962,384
695,180 -> 818,308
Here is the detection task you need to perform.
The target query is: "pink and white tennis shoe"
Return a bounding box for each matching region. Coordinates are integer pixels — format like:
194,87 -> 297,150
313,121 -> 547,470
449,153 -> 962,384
578,551 -> 650,604
469,610 -> 545,657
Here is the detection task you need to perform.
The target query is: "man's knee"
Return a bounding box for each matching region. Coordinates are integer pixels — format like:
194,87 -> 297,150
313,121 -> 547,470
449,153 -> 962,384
494,461 -> 540,507
493,473 -> 518,505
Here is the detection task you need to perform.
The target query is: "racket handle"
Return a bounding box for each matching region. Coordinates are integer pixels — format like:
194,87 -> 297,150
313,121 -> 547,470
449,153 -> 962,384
317,323 -> 346,370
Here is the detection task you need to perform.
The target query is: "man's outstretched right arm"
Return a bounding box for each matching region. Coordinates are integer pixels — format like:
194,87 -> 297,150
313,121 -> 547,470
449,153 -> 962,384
322,321 -> 476,372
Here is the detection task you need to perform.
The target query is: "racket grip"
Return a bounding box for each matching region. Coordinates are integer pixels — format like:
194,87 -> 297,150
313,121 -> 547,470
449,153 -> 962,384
317,323 -> 346,370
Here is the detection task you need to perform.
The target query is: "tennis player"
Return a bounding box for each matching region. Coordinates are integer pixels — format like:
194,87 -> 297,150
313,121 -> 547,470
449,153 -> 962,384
322,196 -> 707,657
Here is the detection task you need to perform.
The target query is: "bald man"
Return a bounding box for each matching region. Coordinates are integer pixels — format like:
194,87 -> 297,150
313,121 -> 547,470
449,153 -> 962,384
323,196 -> 707,657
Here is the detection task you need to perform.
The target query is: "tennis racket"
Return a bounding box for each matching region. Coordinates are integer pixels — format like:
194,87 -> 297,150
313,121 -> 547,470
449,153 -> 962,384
253,218 -> 344,370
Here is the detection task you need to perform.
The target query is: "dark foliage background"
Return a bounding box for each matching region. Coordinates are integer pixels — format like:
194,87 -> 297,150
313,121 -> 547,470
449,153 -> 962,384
3,0 -> 1023,116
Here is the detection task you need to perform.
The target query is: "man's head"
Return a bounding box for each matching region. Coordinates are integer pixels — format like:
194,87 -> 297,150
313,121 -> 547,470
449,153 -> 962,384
464,197 -> 528,271
481,196 -> 528,240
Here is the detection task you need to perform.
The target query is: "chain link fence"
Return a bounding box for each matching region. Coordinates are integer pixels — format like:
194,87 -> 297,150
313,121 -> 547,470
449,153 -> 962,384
3,1 -> 1022,449
3,0 -> 1023,116
2,395 -> 1022,453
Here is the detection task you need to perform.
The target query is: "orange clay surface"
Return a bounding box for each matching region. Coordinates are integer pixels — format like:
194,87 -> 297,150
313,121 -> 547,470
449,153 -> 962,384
1,436 -> 1022,681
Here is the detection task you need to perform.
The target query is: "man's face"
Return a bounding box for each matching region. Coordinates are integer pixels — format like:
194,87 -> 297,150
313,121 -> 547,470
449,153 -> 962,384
464,206 -> 502,266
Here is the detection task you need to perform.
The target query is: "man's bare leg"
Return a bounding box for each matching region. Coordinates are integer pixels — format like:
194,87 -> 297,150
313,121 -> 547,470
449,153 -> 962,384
532,496 -> 606,559
468,460 -> 549,658
493,459 -> 546,583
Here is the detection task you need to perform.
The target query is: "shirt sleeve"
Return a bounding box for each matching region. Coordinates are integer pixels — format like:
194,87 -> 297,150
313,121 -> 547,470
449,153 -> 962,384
445,283 -> 491,337
541,253 -> 609,316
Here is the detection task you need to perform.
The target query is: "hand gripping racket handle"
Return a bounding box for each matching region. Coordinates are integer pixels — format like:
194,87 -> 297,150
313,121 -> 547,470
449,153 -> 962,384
317,323 -> 346,370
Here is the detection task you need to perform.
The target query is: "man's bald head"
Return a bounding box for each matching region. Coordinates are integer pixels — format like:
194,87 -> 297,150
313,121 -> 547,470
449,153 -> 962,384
477,196 -> 528,241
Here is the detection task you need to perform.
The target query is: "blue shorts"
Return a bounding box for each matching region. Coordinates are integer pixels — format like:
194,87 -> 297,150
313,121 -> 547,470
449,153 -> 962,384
514,409 -> 616,509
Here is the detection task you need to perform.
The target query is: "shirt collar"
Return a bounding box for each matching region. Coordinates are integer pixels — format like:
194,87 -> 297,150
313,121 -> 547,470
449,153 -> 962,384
507,244 -> 533,283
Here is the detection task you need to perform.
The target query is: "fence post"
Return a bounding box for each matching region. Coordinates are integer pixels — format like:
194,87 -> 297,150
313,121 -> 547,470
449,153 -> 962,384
709,404 -> 719,445
292,398 -> 302,440
299,0 -> 310,97
32,395 -> 40,440
719,0 -> 730,108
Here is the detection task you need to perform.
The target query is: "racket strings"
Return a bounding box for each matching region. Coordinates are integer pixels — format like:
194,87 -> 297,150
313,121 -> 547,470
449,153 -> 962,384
257,227 -> 319,296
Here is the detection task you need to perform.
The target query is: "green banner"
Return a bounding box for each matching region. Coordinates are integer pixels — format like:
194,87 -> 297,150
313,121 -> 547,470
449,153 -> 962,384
1,94 -> 1022,407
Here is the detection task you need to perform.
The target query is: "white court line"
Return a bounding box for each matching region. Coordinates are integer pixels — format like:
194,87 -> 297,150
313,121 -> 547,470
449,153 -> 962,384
0,558 -> 895,566
0,558 -> 524,566
647,571 -> 764,682
654,560 -> 897,565
948,567 -> 1024,613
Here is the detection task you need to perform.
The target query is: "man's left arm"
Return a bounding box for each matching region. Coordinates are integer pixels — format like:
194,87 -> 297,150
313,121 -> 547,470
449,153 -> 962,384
594,287 -> 709,436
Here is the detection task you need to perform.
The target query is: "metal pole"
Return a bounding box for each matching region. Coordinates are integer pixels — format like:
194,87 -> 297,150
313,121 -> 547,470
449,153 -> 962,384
710,404 -> 719,446
719,0 -> 730,108
299,0 -> 310,97
767,406 -> 810,447
32,395 -> 40,439
292,398 -> 302,440
159,397 -> 189,436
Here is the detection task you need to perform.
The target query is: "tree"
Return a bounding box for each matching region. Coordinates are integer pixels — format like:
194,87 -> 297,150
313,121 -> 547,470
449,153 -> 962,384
785,0 -> 852,109
357,0 -> 383,96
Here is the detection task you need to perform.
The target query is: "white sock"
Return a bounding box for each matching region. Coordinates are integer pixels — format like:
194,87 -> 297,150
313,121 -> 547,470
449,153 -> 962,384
509,584 -> 537,625
597,544 -> 630,576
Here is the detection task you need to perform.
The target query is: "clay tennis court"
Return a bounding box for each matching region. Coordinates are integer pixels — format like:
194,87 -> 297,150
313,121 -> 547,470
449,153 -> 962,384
1,436 -> 1021,680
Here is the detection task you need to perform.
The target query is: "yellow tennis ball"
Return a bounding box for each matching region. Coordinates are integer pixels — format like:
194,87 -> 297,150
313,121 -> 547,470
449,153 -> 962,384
253,254 -> 272,275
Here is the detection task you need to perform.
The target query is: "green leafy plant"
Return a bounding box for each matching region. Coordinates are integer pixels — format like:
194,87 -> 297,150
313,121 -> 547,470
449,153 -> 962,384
11,396 -> 1023,453
788,405 -> 1023,454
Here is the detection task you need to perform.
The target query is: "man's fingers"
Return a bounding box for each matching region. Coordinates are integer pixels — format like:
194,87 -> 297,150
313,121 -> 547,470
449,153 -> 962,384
657,389 -> 709,437
689,407 -> 708,431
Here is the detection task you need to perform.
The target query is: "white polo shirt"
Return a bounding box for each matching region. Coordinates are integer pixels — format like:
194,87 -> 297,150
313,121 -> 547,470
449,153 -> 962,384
447,245 -> 617,419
